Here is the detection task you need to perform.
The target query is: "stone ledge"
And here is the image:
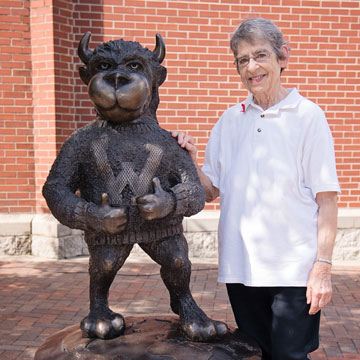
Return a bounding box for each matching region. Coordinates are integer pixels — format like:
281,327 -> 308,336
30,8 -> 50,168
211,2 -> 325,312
183,210 -> 220,232
1,209 -> 358,236
31,214 -> 88,259
337,208 -> 360,229
0,214 -> 34,236
0,209 -> 359,260
32,214 -> 71,237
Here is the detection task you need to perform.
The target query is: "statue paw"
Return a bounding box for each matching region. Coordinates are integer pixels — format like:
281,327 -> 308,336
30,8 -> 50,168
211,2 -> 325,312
180,305 -> 229,342
80,311 -> 125,340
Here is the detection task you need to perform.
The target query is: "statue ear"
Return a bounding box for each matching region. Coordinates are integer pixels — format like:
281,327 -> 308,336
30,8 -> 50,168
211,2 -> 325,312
158,66 -> 167,86
79,66 -> 91,85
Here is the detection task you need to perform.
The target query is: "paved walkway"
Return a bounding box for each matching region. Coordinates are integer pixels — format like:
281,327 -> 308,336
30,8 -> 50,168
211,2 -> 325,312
0,254 -> 359,359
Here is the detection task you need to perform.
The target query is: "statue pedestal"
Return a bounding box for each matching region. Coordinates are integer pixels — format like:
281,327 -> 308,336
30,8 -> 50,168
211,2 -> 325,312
34,315 -> 261,360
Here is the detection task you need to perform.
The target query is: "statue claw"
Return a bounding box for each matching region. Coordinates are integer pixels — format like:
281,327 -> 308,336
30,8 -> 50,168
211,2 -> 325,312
81,311 -> 125,340
178,296 -> 229,342
181,317 -> 229,342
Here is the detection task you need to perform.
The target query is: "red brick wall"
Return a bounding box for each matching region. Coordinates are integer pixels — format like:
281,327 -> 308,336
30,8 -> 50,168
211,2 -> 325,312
0,0 -> 359,213
0,0 -> 34,213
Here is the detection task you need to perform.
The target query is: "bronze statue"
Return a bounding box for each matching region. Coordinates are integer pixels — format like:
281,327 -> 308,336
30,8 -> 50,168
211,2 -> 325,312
42,32 -> 228,342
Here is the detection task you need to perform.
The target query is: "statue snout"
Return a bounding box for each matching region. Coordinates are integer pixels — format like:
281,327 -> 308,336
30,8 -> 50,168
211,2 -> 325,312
103,71 -> 131,90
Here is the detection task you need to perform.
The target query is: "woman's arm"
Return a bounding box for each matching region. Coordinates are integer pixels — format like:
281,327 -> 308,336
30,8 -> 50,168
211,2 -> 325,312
171,131 -> 219,202
306,191 -> 338,315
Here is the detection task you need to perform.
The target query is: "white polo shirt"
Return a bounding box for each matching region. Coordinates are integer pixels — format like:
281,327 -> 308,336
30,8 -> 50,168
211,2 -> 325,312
202,88 -> 340,286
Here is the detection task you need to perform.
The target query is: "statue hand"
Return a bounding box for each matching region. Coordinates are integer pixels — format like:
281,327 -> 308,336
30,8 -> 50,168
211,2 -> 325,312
99,193 -> 127,234
136,177 -> 175,220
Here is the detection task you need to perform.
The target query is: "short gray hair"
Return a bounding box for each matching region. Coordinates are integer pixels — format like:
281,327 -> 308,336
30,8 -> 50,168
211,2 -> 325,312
230,18 -> 289,61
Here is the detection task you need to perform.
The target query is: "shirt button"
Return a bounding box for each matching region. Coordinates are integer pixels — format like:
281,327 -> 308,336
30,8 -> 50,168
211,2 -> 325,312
260,114 -> 265,118
257,128 -> 262,132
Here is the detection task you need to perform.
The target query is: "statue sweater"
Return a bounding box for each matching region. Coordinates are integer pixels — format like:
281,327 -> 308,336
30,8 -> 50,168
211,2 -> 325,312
43,118 -> 206,245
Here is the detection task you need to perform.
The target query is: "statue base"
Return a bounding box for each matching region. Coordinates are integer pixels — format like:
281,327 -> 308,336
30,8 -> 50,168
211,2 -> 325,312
34,315 -> 261,360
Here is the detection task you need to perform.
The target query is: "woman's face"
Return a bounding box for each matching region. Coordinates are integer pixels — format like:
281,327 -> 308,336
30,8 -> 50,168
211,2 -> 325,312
235,40 -> 288,101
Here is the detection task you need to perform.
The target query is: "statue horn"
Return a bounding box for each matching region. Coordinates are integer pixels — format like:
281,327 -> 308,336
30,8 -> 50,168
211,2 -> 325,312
78,31 -> 94,64
153,33 -> 166,64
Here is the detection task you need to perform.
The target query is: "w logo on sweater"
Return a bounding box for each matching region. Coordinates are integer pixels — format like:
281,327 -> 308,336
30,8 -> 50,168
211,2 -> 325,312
91,134 -> 163,206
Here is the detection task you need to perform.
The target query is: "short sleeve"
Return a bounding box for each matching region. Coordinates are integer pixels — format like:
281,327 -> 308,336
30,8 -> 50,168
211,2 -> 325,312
302,108 -> 341,198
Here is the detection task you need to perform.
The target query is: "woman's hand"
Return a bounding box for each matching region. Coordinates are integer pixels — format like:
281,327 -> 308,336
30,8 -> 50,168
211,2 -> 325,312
171,130 -> 197,163
171,130 -> 219,202
306,261 -> 332,315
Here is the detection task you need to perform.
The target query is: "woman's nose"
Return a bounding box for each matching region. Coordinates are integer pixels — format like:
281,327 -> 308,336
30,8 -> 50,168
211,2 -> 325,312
247,57 -> 259,71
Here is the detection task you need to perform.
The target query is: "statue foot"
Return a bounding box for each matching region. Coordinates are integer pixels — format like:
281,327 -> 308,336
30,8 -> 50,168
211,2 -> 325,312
179,296 -> 229,342
181,316 -> 229,342
80,309 -> 125,340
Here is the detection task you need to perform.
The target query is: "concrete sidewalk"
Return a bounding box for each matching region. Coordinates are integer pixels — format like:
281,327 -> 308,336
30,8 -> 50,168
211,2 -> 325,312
0,254 -> 359,360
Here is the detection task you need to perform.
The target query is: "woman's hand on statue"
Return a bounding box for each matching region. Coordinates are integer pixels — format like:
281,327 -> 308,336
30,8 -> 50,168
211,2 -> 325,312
171,130 -> 197,163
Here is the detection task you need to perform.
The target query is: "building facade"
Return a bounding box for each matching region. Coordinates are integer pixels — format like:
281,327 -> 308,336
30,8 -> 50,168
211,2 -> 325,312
0,0 -> 359,260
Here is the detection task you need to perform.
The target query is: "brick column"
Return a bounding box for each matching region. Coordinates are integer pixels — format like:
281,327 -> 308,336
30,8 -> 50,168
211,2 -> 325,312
30,0 -> 58,213
30,0 -> 78,213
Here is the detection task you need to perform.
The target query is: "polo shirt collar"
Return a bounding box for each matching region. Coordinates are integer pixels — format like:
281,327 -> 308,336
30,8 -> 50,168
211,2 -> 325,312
242,95 -> 253,111
243,88 -> 301,115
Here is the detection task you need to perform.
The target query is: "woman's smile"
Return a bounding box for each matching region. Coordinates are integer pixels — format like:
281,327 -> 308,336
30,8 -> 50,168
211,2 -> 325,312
248,74 -> 266,83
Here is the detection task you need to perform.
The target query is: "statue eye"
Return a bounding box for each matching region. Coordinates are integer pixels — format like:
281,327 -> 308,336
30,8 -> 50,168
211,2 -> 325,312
128,62 -> 142,71
99,62 -> 111,71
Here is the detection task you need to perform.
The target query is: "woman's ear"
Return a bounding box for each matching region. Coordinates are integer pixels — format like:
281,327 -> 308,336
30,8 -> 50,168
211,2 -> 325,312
279,45 -> 290,69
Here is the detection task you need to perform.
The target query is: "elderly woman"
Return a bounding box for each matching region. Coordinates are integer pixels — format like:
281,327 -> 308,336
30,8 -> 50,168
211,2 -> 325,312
173,18 -> 340,359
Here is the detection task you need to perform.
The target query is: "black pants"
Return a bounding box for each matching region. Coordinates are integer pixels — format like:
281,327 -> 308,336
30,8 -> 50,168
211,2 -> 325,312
226,284 -> 320,360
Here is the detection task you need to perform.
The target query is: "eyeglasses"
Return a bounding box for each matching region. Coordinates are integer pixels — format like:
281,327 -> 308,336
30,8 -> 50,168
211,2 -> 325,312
234,51 -> 273,71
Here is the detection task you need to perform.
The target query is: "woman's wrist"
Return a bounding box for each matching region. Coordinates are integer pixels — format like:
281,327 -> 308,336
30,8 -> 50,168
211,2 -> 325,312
315,258 -> 332,265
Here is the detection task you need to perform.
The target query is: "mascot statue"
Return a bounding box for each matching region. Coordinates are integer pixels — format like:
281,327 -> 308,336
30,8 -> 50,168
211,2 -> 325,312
43,32 -> 228,342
